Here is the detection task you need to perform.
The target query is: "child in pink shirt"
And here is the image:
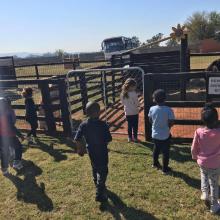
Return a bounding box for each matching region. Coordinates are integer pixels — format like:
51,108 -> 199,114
191,104 -> 220,214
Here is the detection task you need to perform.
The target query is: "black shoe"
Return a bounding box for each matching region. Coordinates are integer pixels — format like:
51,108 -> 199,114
152,163 -> 162,170
162,167 -> 172,174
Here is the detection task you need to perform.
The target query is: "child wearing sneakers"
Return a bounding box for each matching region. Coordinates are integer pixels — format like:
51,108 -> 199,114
6,98 -> 24,170
121,78 -> 140,142
148,89 -> 175,174
22,88 -> 38,143
191,104 -> 220,214
74,101 -> 112,202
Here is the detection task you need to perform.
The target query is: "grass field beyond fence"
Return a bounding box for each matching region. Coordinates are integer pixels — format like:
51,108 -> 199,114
0,136 -> 219,220
190,55 -> 220,70
14,55 -> 220,79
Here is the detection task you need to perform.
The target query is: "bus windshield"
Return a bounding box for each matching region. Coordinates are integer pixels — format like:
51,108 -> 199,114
102,38 -> 125,53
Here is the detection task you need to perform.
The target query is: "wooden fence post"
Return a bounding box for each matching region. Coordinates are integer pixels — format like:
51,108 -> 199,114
79,72 -> 88,114
72,62 -> 79,89
103,72 -> 109,107
112,71 -> 116,103
180,34 -> 188,72
58,79 -> 72,136
180,76 -> 187,101
35,65 -> 40,79
143,74 -> 153,141
205,73 -> 212,102
40,81 -> 56,134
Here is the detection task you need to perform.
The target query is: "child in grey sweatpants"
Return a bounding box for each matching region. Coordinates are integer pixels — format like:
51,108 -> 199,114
191,104 -> 220,214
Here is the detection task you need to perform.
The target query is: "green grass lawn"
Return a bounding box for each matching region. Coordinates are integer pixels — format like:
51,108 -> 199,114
0,136 -> 219,220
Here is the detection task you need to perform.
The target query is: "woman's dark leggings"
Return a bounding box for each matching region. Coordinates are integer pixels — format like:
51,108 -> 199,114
126,114 -> 139,139
27,122 -> 37,137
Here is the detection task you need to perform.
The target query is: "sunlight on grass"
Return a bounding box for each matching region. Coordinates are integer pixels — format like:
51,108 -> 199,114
0,136 -> 219,219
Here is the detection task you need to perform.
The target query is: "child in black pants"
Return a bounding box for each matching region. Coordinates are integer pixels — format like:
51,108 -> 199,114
121,78 -> 139,142
148,89 -> 175,174
74,101 -> 112,202
22,88 -> 38,143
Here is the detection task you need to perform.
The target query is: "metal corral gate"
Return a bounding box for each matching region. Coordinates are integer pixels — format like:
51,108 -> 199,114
66,67 -> 145,138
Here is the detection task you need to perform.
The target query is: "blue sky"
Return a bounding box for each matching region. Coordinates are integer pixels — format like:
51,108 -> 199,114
0,0 -> 220,53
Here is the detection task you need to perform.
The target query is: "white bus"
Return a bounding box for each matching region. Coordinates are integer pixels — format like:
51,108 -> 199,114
101,36 -> 136,60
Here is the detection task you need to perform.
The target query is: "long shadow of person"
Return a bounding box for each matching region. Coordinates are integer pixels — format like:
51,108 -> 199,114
109,149 -> 147,157
169,170 -> 200,189
100,190 -> 159,220
32,139 -> 68,162
169,145 -> 192,163
6,160 -> 53,212
141,142 -> 193,163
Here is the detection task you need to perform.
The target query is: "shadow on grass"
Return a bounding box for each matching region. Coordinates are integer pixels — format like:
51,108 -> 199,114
109,149 -> 147,156
100,190 -> 159,220
6,160 -> 53,212
31,139 -> 75,162
141,142 -> 192,163
170,145 -> 192,163
169,170 -> 200,190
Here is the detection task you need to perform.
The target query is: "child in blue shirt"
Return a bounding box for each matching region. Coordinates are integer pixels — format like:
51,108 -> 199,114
148,89 -> 175,174
74,101 -> 112,202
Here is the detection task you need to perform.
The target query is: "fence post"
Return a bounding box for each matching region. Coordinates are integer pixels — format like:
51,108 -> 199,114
180,76 -> 186,101
72,62 -> 79,89
103,72 -> 109,107
180,34 -> 188,72
143,74 -> 153,141
58,79 -> 72,136
79,72 -> 88,114
35,65 -> 40,79
40,81 -> 56,134
205,73 -> 212,102
112,71 -> 116,103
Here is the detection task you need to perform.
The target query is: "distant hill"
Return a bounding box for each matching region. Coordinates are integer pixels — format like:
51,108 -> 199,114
0,51 -> 105,60
0,52 -> 43,58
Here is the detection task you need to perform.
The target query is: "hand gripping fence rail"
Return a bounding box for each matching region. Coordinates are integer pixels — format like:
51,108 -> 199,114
66,67 -> 145,136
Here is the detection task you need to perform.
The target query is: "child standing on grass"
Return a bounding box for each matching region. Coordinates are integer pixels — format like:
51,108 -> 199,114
191,104 -> 220,214
22,88 -> 38,143
148,89 -> 175,174
6,98 -> 24,170
74,101 -> 112,202
0,98 -> 24,175
121,78 -> 140,142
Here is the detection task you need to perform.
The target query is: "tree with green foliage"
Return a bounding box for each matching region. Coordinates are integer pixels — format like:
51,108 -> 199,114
131,36 -> 141,47
166,38 -> 179,47
146,33 -> 164,48
185,11 -> 220,43
55,49 -> 65,58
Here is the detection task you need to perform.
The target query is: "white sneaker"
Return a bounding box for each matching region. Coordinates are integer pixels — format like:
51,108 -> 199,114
12,160 -> 23,170
210,201 -> 220,214
200,192 -> 209,201
128,138 -> 132,143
